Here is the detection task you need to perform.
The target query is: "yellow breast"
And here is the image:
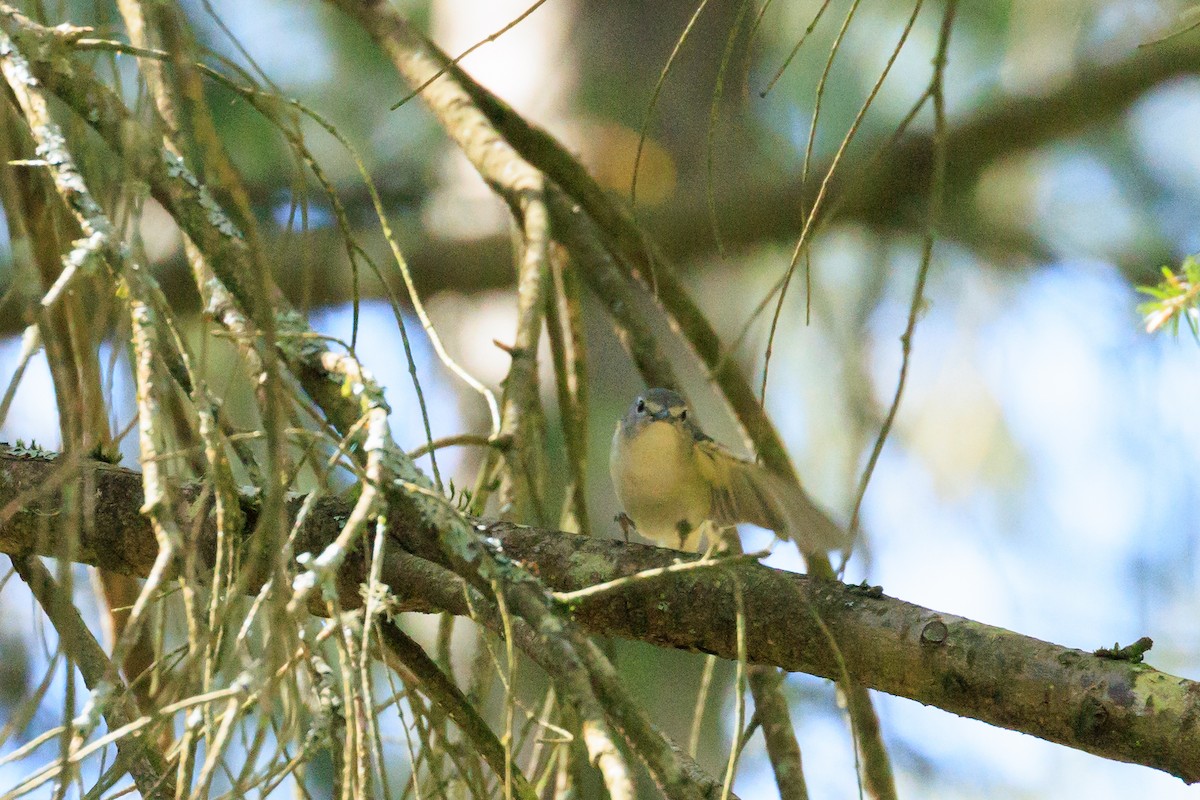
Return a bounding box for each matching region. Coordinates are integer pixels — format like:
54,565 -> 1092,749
610,421 -> 712,549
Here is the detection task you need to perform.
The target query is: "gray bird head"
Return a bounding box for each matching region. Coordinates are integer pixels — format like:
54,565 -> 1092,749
619,388 -> 696,438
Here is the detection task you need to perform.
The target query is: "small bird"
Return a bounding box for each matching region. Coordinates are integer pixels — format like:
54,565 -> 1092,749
610,388 -> 849,553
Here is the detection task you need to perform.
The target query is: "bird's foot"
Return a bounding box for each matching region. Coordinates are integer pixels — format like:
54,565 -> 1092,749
675,519 -> 697,551
614,512 -> 638,543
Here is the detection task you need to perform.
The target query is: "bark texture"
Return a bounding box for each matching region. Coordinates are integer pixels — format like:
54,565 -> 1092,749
0,448 -> 1196,784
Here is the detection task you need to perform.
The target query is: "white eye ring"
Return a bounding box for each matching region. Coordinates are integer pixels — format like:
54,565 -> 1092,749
636,399 -> 646,413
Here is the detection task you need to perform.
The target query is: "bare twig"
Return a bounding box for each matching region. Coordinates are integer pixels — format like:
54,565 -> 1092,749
378,623 -> 538,800
544,246 -> 591,534
9,554 -> 172,797
552,549 -> 768,605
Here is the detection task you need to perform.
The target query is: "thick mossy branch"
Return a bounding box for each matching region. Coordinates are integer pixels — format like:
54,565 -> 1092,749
1,449 -> 1197,784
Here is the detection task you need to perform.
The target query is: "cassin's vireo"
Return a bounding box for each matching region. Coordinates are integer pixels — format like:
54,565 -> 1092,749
610,388 -> 849,553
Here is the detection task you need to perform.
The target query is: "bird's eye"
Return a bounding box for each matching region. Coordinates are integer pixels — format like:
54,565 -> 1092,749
680,409 -> 687,420
636,399 -> 645,413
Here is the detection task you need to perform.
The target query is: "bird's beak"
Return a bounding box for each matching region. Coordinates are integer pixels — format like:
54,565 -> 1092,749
650,408 -> 673,422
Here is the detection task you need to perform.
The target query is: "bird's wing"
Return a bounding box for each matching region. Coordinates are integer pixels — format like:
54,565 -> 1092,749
693,438 -> 851,554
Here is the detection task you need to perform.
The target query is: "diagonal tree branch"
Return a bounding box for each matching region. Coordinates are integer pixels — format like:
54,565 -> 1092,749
226,31 -> 1200,301
9,553 -> 173,797
1,447 -> 1197,785
0,15 -> 1187,343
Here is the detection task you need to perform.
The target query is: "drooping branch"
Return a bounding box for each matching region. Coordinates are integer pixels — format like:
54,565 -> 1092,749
178,30 -> 1200,310
278,33 -> 1196,290
0,12 -> 720,796
1,448 -> 1196,785
8,554 -> 173,797
0,12 -> 1185,341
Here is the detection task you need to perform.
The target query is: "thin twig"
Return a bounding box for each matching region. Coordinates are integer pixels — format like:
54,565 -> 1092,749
720,578 -> 747,800
406,434 -> 496,460
552,550 -> 768,605
9,554 -> 171,797
378,622 -> 538,800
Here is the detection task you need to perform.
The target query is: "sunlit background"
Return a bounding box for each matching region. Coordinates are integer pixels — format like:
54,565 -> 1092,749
2,0 -> 1200,797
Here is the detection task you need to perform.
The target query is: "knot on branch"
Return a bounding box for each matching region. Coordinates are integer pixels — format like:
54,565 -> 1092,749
1094,636 -> 1154,663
